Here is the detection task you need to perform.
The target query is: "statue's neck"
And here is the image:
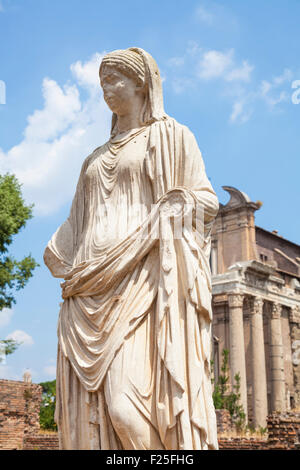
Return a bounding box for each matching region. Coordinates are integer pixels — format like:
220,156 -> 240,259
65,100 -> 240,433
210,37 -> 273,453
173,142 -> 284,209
116,114 -> 141,133
115,94 -> 145,133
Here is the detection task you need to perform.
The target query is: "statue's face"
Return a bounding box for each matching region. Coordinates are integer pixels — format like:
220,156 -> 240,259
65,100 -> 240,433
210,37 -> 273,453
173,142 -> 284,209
100,65 -> 141,116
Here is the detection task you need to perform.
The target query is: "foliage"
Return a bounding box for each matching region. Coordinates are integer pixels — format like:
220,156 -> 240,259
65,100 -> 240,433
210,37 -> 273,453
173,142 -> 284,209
0,173 -> 38,309
212,349 -> 246,431
0,338 -> 23,364
39,380 -> 57,431
0,338 -> 21,357
257,425 -> 268,436
0,173 -> 38,356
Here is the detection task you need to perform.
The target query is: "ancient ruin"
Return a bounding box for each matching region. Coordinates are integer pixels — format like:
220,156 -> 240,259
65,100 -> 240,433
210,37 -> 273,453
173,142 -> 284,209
211,186 -> 300,428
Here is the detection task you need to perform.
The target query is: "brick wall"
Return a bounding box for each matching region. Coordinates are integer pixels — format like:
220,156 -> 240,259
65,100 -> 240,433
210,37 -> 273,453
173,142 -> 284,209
267,412 -> 300,450
0,379 -> 42,450
23,434 -> 59,450
218,411 -> 300,450
219,437 -> 269,450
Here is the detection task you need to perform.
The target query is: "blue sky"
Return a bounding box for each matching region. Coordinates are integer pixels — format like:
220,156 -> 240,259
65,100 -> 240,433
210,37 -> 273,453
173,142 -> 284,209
0,0 -> 299,383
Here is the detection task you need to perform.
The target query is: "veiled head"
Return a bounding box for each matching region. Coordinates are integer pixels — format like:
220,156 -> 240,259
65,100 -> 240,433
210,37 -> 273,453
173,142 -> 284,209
100,48 -> 146,88
100,61 -> 145,117
99,47 -> 166,135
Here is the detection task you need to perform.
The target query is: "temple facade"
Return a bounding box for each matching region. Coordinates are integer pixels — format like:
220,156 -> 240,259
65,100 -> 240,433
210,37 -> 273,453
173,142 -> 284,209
211,186 -> 300,428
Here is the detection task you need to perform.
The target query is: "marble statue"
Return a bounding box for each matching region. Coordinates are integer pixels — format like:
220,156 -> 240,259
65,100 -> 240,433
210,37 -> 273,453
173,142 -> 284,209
44,47 -> 219,450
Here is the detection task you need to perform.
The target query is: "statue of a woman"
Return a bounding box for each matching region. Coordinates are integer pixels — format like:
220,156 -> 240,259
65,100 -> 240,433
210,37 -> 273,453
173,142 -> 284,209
44,47 -> 219,450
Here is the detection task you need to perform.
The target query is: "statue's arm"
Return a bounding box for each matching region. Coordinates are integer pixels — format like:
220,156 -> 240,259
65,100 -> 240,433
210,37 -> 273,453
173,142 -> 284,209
182,126 -> 219,225
44,159 -> 86,278
43,218 -> 74,278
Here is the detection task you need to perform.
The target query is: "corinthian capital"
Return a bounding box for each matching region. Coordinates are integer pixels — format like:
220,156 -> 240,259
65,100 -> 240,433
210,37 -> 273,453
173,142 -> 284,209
289,305 -> 300,324
270,302 -> 282,320
228,293 -> 244,309
251,296 -> 264,315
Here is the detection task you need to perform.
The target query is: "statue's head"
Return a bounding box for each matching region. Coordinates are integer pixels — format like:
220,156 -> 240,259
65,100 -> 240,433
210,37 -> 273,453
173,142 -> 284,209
100,49 -> 145,117
99,48 -> 166,135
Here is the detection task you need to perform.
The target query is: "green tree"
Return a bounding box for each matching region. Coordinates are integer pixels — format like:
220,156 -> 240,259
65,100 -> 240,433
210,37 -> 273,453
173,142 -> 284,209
39,380 -> 57,431
0,173 -> 38,360
212,349 -> 246,431
0,339 -> 20,356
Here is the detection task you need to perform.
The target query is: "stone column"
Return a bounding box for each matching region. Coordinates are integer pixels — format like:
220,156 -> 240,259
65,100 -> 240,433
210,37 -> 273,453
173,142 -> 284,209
210,241 -> 218,275
250,296 -> 268,428
269,302 -> 286,413
228,293 -> 248,420
289,305 -> 300,408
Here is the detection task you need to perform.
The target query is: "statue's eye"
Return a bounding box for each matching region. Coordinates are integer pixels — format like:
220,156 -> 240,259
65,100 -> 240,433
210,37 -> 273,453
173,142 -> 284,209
105,75 -> 117,85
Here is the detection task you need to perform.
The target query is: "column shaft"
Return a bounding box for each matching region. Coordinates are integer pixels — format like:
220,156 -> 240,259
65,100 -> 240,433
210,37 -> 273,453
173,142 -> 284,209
269,303 -> 286,413
228,294 -> 248,420
250,297 -> 268,428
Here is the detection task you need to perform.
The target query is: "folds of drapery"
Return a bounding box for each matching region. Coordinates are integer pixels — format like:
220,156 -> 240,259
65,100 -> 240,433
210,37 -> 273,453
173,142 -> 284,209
44,118 -> 219,449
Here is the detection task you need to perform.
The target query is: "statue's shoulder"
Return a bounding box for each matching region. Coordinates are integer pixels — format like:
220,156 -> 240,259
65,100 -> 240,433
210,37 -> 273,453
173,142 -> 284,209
156,117 -> 196,141
81,143 -> 108,171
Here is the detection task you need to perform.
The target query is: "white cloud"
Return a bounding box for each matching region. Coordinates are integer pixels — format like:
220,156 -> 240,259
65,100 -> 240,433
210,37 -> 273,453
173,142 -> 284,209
70,52 -> 104,89
226,61 -> 254,82
167,39 -> 292,124
0,52 -> 111,216
167,42 -> 254,85
229,66 -> 293,123
167,43 -> 255,122
230,100 -> 244,122
265,90 -> 289,107
230,99 -> 252,124
273,68 -> 293,86
0,308 -> 13,328
25,79 -> 81,142
6,330 -> 34,346
198,49 -> 234,79
195,5 -> 213,24
0,1 -> 4,13
197,49 -> 254,83
258,69 -> 293,108
260,80 -> 272,96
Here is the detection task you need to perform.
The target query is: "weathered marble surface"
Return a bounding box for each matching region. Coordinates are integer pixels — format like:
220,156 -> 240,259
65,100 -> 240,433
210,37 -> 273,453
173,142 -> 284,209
44,47 -> 219,450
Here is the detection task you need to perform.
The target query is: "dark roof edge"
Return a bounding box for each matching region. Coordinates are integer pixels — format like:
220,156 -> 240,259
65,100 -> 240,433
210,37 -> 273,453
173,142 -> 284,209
255,225 -> 300,249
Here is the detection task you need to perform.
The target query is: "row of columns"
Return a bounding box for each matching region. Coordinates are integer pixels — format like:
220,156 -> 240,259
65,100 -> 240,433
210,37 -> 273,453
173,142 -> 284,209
227,293 -> 286,428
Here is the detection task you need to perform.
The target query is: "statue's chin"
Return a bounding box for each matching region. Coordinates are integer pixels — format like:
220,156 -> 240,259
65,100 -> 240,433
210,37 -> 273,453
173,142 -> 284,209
104,95 -> 130,116
103,96 -> 117,113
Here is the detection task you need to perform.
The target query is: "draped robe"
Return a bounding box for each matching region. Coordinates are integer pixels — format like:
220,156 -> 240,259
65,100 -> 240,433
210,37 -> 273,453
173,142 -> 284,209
44,117 -> 219,450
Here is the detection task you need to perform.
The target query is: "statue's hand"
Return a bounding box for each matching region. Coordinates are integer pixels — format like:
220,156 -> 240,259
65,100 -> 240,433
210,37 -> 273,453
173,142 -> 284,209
159,188 -> 194,219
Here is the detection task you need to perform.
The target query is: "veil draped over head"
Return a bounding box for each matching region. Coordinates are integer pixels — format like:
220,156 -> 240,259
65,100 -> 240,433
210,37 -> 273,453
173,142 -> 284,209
100,47 -> 167,136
